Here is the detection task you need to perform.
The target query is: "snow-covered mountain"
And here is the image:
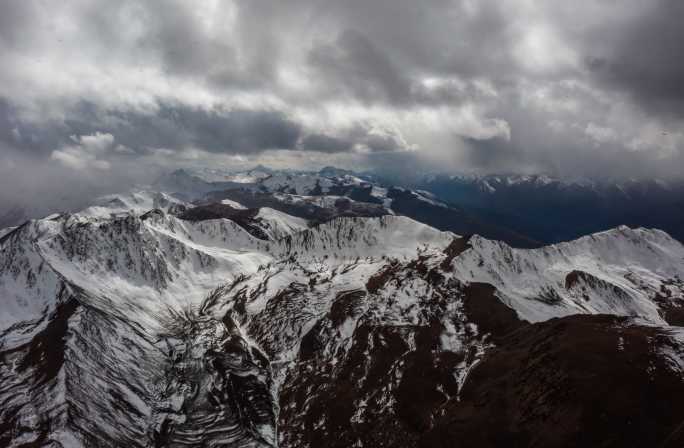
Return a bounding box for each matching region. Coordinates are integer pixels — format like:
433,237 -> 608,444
2,171 -> 684,447
155,167 -> 539,247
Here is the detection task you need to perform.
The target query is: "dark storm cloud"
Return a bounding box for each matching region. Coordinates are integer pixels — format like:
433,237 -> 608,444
1,94 -> 411,170
583,0 -> 684,117
303,1 -> 519,106
302,0 -> 513,76
0,98 -> 303,155
300,133 -> 352,153
0,98 -> 75,155
109,105 -> 303,153
308,29 -> 412,105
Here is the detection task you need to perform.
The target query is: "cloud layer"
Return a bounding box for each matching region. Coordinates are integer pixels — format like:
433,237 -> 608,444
1,0 -> 683,212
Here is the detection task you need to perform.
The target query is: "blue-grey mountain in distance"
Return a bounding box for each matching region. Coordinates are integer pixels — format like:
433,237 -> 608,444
369,171 -> 684,246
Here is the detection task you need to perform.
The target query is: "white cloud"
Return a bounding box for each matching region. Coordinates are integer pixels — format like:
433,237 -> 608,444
514,23 -> 578,74
50,132 -> 115,171
584,123 -> 617,145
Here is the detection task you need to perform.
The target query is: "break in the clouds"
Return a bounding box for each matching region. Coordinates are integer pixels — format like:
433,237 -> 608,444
1,0 -> 684,209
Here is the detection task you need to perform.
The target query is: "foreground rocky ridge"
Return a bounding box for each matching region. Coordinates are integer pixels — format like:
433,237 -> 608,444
1,192 -> 684,447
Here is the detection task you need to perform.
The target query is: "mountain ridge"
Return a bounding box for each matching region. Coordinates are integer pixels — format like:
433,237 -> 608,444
1,171 -> 684,447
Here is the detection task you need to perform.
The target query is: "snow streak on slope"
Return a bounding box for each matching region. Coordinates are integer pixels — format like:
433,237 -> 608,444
0,219 -> 63,337
0,226 -> 16,239
255,208 -> 308,241
221,198 -> 248,209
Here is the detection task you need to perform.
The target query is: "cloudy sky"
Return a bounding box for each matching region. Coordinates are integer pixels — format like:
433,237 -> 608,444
1,0 -> 683,211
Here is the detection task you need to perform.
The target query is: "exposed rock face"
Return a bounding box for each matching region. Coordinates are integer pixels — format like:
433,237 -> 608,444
422,315 -> 684,448
1,192 -> 684,447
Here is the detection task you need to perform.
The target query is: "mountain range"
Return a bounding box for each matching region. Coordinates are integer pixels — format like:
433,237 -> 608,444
1,167 -> 684,447
412,173 -> 684,245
